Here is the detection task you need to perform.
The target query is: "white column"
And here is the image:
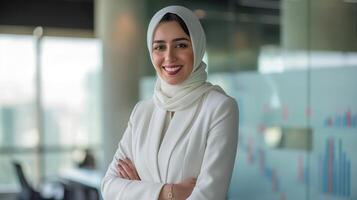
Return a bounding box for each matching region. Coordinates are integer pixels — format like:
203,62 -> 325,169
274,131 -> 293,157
95,0 -> 146,169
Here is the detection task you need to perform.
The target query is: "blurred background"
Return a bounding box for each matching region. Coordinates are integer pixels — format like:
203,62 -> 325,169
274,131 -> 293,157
0,0 -> 356,199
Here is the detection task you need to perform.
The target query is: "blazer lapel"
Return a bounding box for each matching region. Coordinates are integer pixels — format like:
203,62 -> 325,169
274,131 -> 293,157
158,102 -> 200,182
145,106 -> 166,182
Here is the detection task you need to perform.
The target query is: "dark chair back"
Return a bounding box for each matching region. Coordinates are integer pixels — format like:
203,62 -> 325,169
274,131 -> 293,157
12,161 -> 42,200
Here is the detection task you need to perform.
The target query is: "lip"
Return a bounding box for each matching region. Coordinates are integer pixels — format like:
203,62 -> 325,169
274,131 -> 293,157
162,65 -> 183,76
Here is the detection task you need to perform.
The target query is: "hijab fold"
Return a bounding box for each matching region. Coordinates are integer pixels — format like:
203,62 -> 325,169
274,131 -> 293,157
147,5 -> 224,111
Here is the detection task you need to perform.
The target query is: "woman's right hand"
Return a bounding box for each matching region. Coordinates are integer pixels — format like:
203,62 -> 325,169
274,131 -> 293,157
174,177 -> 197,199
159,177 -> 196,200
116,158 -> 141,181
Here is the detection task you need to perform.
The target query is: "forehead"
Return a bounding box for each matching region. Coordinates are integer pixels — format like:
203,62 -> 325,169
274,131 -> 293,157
153,21 -> 190,41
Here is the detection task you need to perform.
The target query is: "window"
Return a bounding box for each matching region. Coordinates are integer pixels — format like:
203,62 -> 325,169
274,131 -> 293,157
0,34 -> 102,188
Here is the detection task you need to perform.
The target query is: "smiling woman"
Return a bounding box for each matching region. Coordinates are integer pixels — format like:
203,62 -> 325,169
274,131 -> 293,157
101,5 -> 239,200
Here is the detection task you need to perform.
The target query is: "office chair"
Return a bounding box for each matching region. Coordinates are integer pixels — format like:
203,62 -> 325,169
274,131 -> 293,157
12,161 -> 55,200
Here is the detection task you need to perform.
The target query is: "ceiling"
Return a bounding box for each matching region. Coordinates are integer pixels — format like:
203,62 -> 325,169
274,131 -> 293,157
0,0 -> 279,31
0,0 -> 94,30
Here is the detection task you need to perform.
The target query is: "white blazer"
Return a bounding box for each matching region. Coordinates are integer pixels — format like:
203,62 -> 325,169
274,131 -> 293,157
101,90 -> 239,200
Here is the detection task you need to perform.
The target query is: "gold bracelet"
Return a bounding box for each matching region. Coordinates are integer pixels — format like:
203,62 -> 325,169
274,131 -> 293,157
167,184 -> 174,200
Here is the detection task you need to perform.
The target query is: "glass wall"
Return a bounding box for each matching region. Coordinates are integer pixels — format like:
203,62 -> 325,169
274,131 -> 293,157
0,34 -> 38,188
0,33 -> 102,188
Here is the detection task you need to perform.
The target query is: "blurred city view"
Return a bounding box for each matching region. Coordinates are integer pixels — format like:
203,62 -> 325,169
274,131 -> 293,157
0,34 -> 102,188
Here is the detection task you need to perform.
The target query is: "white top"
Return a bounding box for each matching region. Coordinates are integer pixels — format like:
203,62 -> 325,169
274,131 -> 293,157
101,90 -> 239,200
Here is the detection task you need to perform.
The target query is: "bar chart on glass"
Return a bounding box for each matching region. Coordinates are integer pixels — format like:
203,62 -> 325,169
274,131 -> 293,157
208,66 -> 357,200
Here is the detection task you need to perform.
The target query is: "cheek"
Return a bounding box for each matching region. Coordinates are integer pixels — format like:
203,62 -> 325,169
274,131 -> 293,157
185,52 -> 194,70
189,54 -> 194,65
152,54 -> 162,69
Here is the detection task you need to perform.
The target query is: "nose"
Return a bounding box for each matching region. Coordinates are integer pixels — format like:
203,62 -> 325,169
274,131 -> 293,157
165,46 -> 177,62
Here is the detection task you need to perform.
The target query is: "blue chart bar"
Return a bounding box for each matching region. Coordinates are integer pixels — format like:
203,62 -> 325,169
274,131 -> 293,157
297,155 -> 309,185
320,138 -> 351,197
304,158 -> 309,184
258,149 -> 280,192
324,110 -> 357,128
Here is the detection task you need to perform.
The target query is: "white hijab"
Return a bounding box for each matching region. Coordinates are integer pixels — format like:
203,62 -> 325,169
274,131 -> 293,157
147,5 -> 223,111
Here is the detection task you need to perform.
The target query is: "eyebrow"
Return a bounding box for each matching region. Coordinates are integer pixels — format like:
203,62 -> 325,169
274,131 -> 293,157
153,37 -> 190,43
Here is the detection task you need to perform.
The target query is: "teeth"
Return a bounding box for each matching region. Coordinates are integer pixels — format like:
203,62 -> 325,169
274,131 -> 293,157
164,66 -> 181,72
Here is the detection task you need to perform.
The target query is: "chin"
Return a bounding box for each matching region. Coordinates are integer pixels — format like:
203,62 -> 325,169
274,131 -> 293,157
165,80 -> 180,85
164,78 -> 184,85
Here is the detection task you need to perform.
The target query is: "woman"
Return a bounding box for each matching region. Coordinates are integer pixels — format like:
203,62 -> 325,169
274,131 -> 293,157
101,5 -> 239,200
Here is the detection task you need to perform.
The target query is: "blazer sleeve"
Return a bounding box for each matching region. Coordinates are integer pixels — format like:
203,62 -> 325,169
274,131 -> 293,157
187,97 -> 239,200
101,103 -> 165,200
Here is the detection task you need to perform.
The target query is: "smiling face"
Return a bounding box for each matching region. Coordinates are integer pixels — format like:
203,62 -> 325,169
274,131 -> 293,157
152,21 -> 194,85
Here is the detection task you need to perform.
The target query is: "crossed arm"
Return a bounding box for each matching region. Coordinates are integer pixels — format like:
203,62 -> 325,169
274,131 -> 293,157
117,158 -> 196,200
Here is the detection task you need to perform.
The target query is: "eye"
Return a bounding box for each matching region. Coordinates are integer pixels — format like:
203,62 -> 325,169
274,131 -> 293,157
176,43 -> 188,48
153,44 -> 166,51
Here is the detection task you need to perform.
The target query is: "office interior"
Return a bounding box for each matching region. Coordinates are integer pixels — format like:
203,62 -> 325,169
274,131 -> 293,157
0,0 -> 356,199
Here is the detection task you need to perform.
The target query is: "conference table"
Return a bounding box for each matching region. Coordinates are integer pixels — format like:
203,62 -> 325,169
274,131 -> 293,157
59,168 -> 103,200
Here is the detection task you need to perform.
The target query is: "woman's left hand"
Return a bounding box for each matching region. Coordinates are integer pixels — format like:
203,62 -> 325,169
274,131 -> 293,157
117,158 -> 141,180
